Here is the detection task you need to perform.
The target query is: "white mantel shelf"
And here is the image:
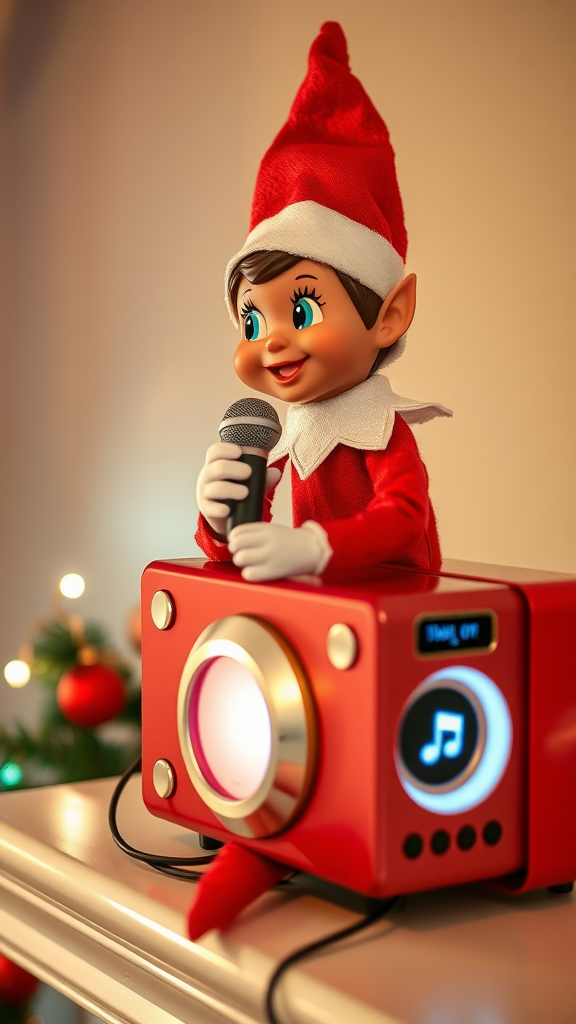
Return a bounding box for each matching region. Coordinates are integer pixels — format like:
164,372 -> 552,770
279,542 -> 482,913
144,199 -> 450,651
0,776 -> 575,1024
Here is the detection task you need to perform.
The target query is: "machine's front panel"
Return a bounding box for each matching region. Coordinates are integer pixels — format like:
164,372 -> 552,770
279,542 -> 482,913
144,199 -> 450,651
142,562 -> 384,891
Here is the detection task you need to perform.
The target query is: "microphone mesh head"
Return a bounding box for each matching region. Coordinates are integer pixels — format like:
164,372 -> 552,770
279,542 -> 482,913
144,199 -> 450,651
219,398 -> 282,451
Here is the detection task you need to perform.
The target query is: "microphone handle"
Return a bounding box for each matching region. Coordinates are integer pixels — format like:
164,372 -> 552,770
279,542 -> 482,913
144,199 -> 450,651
227,453 -> 268,534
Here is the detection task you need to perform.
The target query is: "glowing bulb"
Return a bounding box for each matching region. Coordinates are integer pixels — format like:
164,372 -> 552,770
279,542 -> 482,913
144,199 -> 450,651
0,761 -> 23,786
60,573 -> 85,599
4,660 -> 31,687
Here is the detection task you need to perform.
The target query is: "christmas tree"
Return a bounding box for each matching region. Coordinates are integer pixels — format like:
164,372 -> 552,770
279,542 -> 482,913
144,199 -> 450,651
0,574 -> 141,1022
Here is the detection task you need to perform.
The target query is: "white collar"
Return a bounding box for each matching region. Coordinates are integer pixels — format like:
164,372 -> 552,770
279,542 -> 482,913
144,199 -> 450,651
270,372 -> 452,480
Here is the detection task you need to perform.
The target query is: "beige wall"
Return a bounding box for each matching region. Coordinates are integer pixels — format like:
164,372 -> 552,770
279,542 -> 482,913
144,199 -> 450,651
1,0 -> 575,723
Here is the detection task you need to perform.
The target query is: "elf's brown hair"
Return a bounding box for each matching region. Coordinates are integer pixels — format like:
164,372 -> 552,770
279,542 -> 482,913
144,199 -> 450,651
228,250 -> 392,376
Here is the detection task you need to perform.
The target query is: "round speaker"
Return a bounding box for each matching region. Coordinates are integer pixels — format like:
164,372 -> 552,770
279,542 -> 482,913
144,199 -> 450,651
177,615 -> 316,838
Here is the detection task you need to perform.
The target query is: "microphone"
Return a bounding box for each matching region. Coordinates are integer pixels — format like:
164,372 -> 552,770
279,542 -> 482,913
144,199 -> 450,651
218,398 -> 282,535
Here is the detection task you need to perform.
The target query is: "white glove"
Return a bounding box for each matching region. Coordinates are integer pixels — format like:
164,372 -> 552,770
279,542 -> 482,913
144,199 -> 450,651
196,443 -> 281,537
228,521 -> 333,582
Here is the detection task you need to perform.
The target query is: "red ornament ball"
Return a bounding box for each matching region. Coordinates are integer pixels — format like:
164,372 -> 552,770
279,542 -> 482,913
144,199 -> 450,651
0,954 -> 39,1003
56,663 -> 126,727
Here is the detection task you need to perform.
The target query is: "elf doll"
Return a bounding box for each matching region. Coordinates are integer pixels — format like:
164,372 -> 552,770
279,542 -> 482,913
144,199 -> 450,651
189,22 -> 451,939
195,21 -> 451,584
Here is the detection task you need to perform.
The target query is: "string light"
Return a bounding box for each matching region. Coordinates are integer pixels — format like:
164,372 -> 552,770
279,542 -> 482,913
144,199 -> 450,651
0,761 -> 23,786
59,573 -> 85,599
4,660 -> 31,687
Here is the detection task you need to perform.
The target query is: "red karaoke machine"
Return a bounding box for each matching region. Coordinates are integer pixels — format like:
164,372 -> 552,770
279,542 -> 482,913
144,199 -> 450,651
141,558 -> 576,898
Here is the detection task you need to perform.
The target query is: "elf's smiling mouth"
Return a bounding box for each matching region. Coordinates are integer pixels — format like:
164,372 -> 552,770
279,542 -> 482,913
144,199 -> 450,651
266,357 -> 309,383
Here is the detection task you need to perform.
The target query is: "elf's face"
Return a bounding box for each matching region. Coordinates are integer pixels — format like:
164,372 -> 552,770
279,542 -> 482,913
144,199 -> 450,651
234,260 -> 388,404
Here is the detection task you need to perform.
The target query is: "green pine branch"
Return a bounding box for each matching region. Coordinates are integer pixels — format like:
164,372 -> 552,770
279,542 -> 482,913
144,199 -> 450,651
0,719 -> 140,789
31,619 -> 112,684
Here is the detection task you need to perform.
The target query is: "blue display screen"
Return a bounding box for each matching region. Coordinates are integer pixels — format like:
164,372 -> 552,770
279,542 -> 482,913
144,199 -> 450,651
417,614 -> 493,654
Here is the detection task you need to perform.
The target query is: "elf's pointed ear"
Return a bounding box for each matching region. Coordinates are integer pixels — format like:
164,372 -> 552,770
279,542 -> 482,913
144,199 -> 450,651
375,273 -> 416,348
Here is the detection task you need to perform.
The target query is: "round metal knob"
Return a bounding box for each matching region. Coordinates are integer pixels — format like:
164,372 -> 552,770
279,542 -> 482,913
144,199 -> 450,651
153,759 -> 176,799
151,590 -> 174,630
326,623 -> 358,670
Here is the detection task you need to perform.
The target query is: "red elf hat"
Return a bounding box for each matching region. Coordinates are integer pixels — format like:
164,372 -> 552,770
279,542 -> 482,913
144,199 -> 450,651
225,21 -> 409,359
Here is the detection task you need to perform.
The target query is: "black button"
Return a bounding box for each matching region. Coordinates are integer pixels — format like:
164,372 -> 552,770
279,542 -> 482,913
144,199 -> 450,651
483,820 -> 503,846
457,825 -> 477,851
400,688 -> 479,787
403,833 -> 423,859
431,830 -> 450,854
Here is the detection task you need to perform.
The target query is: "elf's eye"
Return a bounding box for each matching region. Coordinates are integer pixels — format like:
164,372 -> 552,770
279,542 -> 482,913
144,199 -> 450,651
242,309 -> 268,341
292,296 -> 324,331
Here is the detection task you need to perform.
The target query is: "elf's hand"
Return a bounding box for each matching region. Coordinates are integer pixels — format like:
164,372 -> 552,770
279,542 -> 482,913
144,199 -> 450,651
228,521 -> 332,582
196,443 -> 281,537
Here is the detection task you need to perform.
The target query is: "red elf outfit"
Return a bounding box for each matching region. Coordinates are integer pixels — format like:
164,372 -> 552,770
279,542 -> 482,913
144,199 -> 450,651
196,376 -> 450,574
190,21 -> 451,940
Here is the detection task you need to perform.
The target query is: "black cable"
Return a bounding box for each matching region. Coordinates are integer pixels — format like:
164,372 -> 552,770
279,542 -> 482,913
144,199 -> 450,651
265,897 -> 398,1024
110,758 -> 398,1024
108,758 -> 299,883
108,757 -> 217,878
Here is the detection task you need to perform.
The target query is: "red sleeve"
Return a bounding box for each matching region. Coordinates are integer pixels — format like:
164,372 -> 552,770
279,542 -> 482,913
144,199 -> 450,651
320,419 -> 433,571
194,515 -> 233,562
194,454 -> 289,561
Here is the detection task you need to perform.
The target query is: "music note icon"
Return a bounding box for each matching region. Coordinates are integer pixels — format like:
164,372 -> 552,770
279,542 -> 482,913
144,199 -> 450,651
420,711 -> 465,766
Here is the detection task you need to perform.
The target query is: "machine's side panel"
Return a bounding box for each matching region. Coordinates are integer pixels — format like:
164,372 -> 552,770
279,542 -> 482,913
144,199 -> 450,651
380,586 -> 526,893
